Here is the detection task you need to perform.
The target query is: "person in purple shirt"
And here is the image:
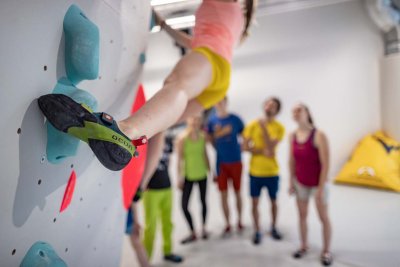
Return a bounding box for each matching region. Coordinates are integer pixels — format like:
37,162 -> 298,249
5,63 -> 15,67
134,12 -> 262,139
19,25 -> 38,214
207,97 -> 244,237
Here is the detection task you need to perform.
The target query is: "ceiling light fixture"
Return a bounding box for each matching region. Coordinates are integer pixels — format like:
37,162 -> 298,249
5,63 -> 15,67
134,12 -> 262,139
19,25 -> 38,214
165,14 -> 195,24
150,0 -> 188,6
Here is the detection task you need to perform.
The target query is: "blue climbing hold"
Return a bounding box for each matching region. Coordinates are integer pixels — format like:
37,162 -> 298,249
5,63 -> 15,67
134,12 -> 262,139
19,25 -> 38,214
64,4 -> 99,85
20,241 -> 67,267
46,78 -> 97,164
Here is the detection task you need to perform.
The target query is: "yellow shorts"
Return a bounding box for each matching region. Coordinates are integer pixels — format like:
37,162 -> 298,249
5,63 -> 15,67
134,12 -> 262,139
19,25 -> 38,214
193,47 -> 231,109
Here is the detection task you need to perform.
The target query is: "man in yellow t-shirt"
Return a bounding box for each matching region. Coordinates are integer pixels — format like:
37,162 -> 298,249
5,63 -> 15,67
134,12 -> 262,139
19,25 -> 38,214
242,97 -> 285,245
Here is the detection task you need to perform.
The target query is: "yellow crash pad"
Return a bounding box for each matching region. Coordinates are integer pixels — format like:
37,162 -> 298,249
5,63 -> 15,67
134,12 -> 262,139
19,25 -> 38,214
335,131 -> 400,192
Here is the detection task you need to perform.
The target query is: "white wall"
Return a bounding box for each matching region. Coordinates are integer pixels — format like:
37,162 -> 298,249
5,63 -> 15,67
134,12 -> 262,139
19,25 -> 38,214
0,0 -> 149,266
143,0 -> 383,179
381,54 -> 400,140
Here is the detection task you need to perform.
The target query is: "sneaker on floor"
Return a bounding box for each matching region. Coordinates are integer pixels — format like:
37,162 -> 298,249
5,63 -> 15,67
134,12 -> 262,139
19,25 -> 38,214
164,254 -> 184,263
252,232 -> 262,245
202,231 -> 210,240
180,234 -> 197,244
321,252 -> 333,266
221,226 -> 232,238
271,228 -> 282,240
292,248 -> 307,259
237,223 -> 244,234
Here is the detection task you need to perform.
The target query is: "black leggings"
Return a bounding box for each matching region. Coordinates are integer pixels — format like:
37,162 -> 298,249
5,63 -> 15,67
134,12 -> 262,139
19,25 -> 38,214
181,178 -> 207,231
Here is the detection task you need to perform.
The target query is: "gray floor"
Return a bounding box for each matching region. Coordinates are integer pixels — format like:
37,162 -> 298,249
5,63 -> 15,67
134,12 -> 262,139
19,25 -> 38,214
120,177 -> 400,267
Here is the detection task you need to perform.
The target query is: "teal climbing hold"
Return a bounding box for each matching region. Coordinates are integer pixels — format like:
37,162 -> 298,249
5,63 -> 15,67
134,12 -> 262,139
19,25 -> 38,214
64,4 -> 99,85
20,241 -> 67,267
139,53 -> 146,64
150,11 -> 156,31
46,78 -> 97,164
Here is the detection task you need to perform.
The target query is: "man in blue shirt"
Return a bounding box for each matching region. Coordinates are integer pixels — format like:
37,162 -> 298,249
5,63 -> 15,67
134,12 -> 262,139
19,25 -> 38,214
207,97 -> 244,237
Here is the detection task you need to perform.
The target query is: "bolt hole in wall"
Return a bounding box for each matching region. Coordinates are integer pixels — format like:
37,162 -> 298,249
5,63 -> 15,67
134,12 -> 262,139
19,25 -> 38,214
38,179 -> 42,185
11,249 -> 16,255
65,248 -> 68,253
53,218 -> 56,223
43,65 -> 47,71
70,164 -> 74,168
17,128 -> 21,134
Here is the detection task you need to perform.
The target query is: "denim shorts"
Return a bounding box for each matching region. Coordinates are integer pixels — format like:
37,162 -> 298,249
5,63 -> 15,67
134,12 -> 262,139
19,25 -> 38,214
294,180 -> 329,204
125,208 -> 134,235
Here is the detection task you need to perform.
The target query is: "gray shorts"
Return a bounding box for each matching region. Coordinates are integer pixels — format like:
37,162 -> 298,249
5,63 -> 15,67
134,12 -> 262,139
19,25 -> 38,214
294,180 -> 329,204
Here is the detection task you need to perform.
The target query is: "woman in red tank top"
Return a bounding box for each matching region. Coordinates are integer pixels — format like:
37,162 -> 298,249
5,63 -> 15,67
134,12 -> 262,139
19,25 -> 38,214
288,103 -> 333,266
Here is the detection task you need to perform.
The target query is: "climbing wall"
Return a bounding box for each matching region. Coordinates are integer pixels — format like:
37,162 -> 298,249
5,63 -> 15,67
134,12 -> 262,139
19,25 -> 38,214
0,0 -> 150,266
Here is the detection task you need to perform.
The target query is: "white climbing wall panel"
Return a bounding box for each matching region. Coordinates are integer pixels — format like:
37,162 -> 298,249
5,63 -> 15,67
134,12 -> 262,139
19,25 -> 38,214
0,0 -> 150,266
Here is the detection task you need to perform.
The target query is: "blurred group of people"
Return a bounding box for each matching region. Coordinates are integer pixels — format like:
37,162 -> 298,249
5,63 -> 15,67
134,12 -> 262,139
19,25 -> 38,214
127,96 -> 333,267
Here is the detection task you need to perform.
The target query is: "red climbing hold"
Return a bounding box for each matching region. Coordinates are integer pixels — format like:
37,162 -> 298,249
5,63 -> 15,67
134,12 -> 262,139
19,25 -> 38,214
60,170 -> 76,212
121,85 -> 148,210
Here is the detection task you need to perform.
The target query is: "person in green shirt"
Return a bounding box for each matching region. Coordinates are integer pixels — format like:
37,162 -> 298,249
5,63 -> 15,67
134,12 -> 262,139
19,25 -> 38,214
176,115 -> 210,244
142,132 -> 183,264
